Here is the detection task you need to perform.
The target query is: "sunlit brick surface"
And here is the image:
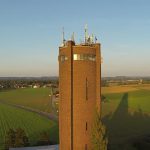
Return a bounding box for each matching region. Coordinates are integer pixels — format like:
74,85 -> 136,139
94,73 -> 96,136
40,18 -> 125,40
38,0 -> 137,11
59,41 -> 101,150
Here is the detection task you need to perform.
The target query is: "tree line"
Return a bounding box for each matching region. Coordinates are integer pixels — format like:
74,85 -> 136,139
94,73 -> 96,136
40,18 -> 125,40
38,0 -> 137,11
0,79 -> 59,91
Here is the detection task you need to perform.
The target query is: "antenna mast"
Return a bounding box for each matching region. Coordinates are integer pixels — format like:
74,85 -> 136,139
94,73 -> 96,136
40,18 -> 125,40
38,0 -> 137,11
61,27 -> 65,46
84,24 -> 88,44
71,32 -> 75,42
95,36 -> 97,43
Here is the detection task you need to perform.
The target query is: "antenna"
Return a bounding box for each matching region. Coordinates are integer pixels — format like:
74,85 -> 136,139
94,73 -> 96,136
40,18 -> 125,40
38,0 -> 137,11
95,36 -> 97,43
61,27 -> 65,46
91,33 -> 94,43
84,24 -> 88,43
71,32 -> 75,42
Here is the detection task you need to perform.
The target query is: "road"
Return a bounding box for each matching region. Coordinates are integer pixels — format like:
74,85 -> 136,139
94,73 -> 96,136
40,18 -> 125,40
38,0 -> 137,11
0,100 -> 58,122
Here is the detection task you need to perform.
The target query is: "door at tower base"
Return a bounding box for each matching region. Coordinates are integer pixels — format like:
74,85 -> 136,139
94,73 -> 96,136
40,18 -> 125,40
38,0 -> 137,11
59,40 -> 101,150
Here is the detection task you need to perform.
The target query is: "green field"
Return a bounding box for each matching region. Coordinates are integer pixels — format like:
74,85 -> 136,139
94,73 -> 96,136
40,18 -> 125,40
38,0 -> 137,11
102,85 -> 150,150
0,88 -> 58,150
0,103 -> 58,150
0,85 -> 150,150
0,88 -> 52,113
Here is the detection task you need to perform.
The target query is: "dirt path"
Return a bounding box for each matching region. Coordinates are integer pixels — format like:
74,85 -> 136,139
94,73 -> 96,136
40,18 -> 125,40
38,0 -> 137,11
0,100 -> 58,122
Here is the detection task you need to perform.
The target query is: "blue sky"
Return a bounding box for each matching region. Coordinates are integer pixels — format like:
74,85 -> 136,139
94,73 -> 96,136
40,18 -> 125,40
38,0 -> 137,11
0,0 -> 150,77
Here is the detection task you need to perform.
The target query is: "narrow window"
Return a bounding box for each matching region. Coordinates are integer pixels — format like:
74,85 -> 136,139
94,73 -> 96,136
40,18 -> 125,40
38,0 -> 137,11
86,78 -> 88,100
73,54 -> 78,60
85,144 -> 87,150
86,122 -> 88,131
60,55 -> 68,62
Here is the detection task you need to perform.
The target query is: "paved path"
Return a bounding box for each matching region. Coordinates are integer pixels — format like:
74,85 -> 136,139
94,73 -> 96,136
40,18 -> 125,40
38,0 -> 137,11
0,100 -> 58,122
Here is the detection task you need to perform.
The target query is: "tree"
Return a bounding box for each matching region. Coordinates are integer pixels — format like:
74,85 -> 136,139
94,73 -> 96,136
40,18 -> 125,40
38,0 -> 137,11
91,109 -> 108,150
5,129 -> 16,149
14,128 -> 29,147
101,95 -> 106,102
4,128 -> 29,150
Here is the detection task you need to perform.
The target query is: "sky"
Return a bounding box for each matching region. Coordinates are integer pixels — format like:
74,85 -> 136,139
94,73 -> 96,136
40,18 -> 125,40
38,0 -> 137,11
0,0 -> 150,77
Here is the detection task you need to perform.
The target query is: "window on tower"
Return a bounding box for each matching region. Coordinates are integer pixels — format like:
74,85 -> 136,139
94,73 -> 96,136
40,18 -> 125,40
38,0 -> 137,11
60,55 -> 68,62
86,122 -> 88,131
86,78 -> 88,100
73,54 -> 96,61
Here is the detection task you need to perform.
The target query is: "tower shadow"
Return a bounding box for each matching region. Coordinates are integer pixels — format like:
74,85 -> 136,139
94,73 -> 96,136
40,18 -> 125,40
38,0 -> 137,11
102,93 -> 150,150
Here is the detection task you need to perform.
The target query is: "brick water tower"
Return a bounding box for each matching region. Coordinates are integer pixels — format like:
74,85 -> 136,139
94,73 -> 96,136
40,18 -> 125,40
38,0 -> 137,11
59,26 -> 101,150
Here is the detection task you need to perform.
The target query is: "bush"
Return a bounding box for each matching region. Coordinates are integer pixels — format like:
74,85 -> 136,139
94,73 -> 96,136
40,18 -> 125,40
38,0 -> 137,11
36,131 -> 54,146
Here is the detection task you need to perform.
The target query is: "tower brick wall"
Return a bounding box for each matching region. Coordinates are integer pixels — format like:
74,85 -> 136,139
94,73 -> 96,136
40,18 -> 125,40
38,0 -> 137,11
59,41 -> 101,150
